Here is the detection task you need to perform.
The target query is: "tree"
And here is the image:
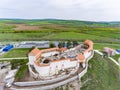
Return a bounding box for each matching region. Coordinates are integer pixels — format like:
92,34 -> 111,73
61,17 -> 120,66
67,41 -> 71,48
29,46 -> 35,52
49,42 -> 55,48
72,41 -> 78,46
58,42 -> 63,48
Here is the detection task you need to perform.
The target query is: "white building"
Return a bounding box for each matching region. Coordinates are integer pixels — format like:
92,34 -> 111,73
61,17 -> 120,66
28,40 -> 93,78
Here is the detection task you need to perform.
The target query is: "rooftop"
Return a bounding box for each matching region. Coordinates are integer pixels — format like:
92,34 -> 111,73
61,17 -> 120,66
29,48 -> 40,56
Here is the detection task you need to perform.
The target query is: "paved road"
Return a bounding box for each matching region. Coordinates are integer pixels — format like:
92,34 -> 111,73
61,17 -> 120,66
0,57 -> 28,61
94,50 -> 103,55
94,50 -> 120,66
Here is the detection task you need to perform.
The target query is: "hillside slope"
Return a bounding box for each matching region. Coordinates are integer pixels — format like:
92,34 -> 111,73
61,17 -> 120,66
81,53 -> 120,90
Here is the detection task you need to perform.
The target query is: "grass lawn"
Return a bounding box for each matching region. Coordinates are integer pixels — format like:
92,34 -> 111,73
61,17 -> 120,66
1,48 -> 31,58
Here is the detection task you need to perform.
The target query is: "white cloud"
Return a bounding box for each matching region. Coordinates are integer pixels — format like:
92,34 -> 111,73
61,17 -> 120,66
0,0 -> 120,21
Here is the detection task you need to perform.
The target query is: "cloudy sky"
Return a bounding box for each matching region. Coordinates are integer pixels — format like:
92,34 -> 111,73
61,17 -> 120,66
0,0 -> 120,21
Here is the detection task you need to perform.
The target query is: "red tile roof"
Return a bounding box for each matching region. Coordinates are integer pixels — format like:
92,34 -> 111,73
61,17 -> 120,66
84,39 -> 93,45
40,48 -> 59,53
83,40 -> 93,53
59,47 -> 67,51
29,48 -> 40,56
77,54 -> 85,62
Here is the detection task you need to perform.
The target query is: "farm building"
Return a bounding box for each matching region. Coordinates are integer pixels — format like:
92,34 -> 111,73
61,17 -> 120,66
103,47 -> 116,56
116,49 -> 120,54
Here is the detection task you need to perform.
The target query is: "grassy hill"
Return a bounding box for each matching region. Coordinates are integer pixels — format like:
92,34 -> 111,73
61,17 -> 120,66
1,19 -> 120,26
81,52 -> 120,90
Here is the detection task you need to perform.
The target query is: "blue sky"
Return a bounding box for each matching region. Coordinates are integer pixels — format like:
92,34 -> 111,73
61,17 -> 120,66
0,0 -> 120,21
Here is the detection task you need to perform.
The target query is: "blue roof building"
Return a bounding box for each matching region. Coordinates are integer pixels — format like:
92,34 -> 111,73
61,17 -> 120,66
116,49 -> 120,53
3,45 -> 13,52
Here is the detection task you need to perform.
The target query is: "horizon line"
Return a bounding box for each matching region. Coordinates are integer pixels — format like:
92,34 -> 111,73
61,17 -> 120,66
0,18 -> 120,22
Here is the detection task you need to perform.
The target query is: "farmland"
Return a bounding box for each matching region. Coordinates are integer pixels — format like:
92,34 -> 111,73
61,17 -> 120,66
0,19 -> 120,57
0,19 -> 120,90
0,19 -> 120,44
0,33 -> 48,41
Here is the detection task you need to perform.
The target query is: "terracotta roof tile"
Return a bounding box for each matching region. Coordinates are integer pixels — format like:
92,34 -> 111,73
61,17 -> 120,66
29,48 -> 40,56
40,48 -> 59,53
59,47 -> 67,51
77,54 -> 85,61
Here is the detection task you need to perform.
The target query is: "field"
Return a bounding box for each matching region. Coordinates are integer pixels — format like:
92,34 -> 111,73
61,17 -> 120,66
0,19 -> 120,44
0,33 -> 48,41
41,32 -> 119,43
0,48 -> 31,58
94,43 -> 120,50
0,19 -> 120,58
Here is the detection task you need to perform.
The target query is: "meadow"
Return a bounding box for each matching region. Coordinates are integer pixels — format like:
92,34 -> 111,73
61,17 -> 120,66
0,19 -> 120,44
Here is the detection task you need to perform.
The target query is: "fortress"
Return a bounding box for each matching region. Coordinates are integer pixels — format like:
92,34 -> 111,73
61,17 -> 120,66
28,40 -> 93,79
12,40 -> 94,90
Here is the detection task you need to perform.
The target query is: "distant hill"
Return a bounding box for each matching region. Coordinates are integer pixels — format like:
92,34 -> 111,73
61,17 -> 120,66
0,19 -> 120,27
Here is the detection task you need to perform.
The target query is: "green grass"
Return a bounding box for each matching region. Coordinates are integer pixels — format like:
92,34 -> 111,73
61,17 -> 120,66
0,22 -> 15,32
1,48 -> 31,58
81,53 -> 120,90
0,19 -> 120,44
0,48 -> 44,58
42,32 -> 119,43
15,65 -> 28,81
112,55 -> 120,61
94,43 -> 120,50
0,32 -> 49,41
0,30 -> 119,43
12,59 -> 29,81
85,30 -> 120,39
